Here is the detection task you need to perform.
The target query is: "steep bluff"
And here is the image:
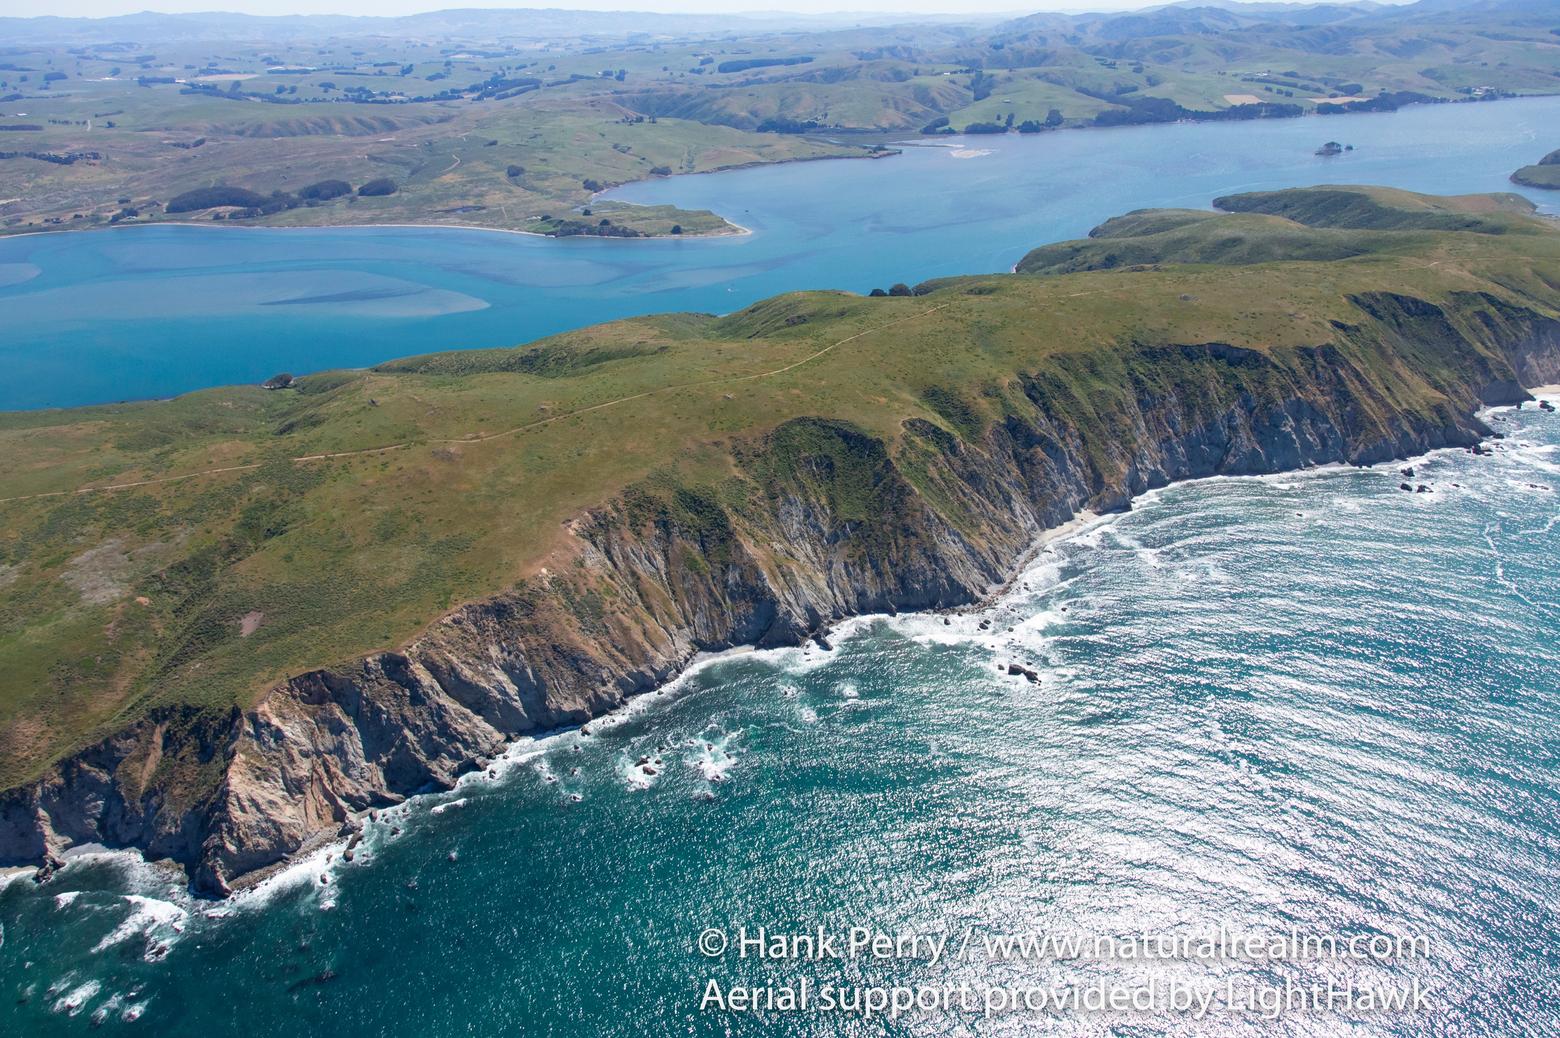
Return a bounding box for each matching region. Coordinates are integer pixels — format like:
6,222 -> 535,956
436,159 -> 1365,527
4,288 -> 1559,894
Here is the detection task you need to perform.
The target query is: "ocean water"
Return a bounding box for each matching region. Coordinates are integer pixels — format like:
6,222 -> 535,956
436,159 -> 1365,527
3,397 -> 1555,1036
2,96 -> 1559,410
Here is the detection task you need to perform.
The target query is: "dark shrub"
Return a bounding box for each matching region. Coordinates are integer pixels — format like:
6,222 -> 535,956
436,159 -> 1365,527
258,193 -> 298,215
716,56 -> 812,74
357,178 -> 398,197
166,186 -> 267,213
756,117 -> 820,133
298,179 -> 351,201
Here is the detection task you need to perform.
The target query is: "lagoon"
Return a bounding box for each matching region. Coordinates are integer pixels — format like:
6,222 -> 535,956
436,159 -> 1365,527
2,95 -> 1558,411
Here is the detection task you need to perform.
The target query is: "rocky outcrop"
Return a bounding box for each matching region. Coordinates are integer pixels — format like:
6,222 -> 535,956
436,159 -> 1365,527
4,288 -> 1559,894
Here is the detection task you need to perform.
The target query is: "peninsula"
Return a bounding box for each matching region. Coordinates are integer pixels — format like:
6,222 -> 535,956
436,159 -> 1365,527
1,185 -> 1558,892
1511,149 -> 1560,190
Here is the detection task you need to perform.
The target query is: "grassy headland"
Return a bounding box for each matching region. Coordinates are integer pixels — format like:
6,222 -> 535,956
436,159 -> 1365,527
1,185 -> 1558,788
1512,149 -> 1560,189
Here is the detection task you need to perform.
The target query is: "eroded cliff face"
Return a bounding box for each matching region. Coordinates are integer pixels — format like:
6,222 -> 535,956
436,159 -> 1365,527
5,289 -> 1559,894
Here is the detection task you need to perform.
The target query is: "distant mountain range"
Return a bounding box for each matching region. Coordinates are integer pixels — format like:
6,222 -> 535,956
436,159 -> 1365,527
5,0 -> 1554,47
0,7 -> 993,45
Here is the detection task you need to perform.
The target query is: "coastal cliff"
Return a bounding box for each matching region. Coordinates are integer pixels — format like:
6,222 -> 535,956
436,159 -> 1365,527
4,285 -> 1559,894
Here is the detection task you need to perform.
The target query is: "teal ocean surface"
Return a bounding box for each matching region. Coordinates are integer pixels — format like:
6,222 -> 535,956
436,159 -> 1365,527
1,96 -> 1558,410
3,397 -> 1556,1035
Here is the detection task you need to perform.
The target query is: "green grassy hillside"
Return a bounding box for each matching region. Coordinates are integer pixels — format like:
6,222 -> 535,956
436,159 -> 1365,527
1,186 -> 1558,787
1211,185 -> 1540,231
1512,149 -> 1560,189
1015,187 -> 1544,274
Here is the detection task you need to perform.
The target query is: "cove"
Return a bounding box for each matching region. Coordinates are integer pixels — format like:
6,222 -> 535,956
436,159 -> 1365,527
2,95 -> 1558,412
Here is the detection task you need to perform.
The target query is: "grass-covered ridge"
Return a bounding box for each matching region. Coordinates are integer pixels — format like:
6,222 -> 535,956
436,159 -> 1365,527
1,185 -> 1558,788
1511,149 -> 1560,190
1212,185 -> 1540,232
1016,186 -> 1547,275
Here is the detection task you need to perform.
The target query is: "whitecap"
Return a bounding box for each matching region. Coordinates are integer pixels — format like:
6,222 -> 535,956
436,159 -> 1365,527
52,979 -> 100,1017
91,895 -> 188,960
225,848 -> 338,911
0,866 -> 37,891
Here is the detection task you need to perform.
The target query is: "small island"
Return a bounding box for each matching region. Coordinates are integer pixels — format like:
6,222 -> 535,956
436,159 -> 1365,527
1511,149 -> 1560,189
1316,141 -> 1353,156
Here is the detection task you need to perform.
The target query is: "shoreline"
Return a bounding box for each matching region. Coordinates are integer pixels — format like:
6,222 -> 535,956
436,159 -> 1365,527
14,378 -> 1551,898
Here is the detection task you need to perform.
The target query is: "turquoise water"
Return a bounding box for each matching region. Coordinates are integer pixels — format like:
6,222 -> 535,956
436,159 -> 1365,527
3,96 -> 1559,410
3,399 -> 1556,1035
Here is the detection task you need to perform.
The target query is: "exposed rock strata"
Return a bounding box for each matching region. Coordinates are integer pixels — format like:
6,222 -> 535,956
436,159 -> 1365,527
4,289 -> 1559,894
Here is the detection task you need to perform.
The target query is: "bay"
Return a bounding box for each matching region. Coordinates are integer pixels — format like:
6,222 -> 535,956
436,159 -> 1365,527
1,96 -> 1557,411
